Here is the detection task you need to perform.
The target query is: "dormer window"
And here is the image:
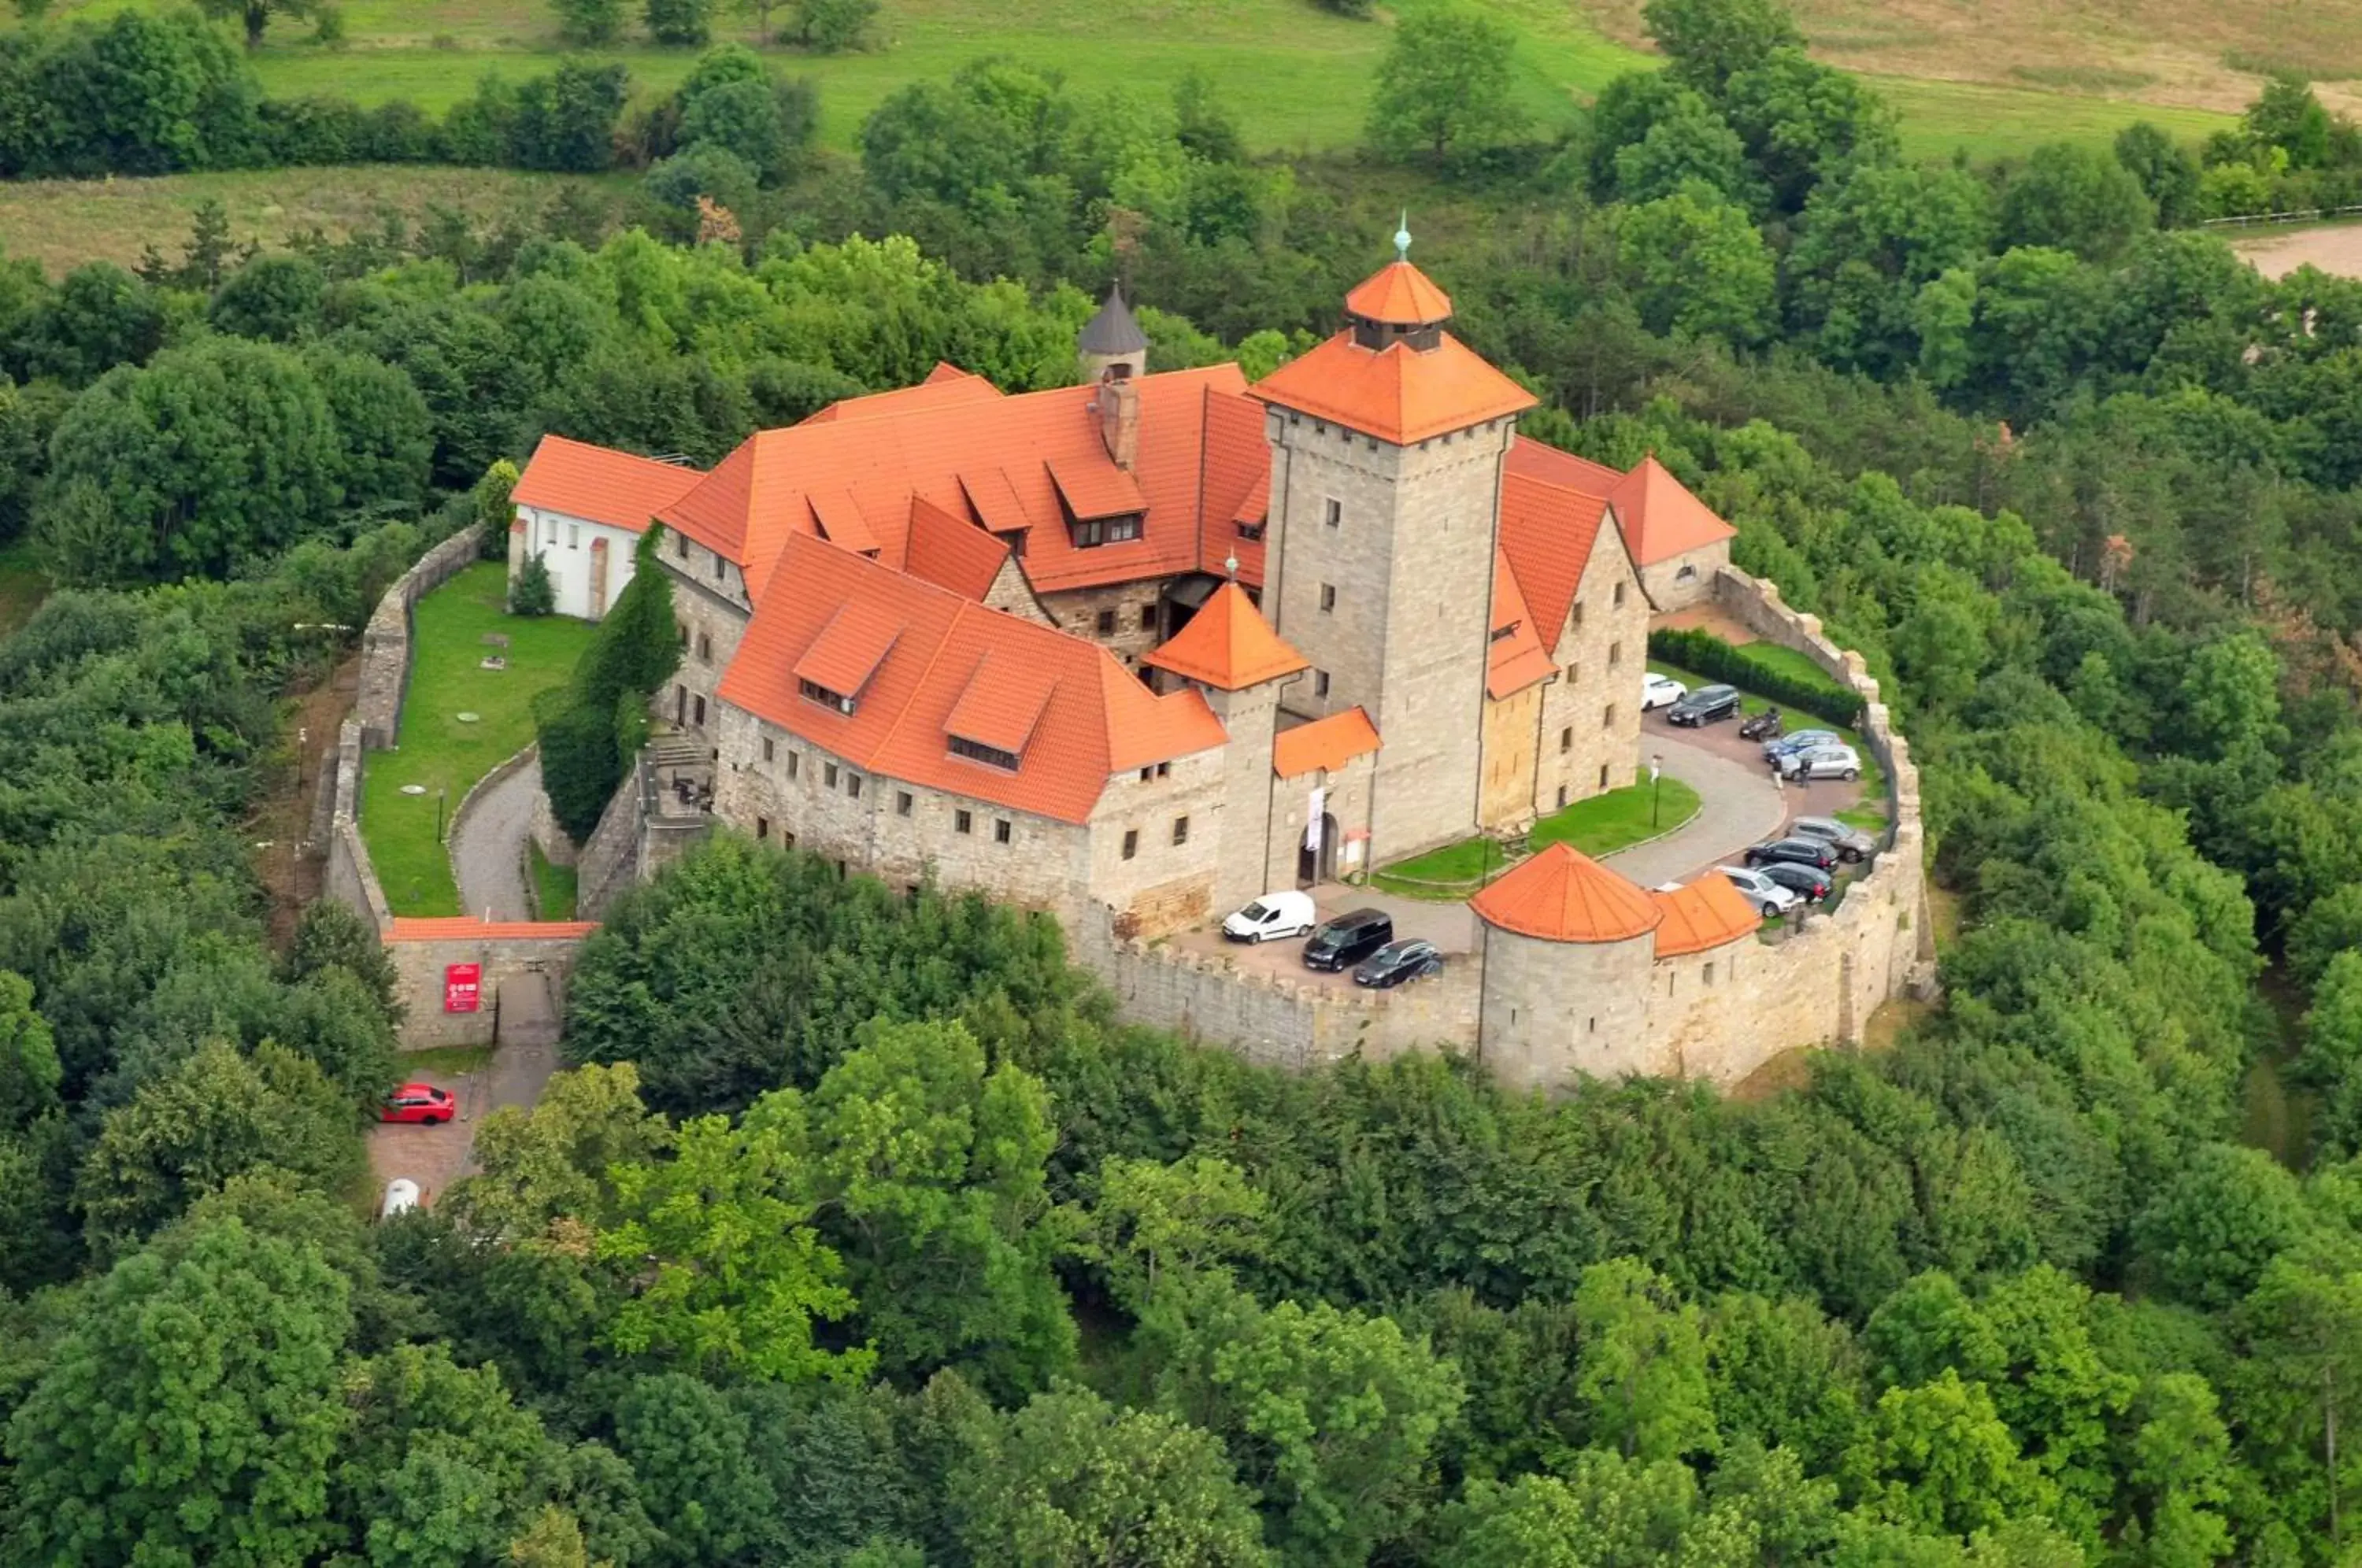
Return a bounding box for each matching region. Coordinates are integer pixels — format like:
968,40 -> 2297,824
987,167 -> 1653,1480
948,735 -> 1020,771
1071,513 -> 1143,549
799,679 -> 855,715
1235,520 -> 1266,542
1490,622 -> 1517,643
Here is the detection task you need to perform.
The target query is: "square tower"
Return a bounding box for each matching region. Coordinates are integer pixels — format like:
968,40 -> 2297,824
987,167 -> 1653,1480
1253,252 -> 1536,860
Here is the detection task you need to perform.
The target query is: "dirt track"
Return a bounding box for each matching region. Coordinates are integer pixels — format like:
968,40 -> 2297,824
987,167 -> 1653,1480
2234,221 -> 2362,280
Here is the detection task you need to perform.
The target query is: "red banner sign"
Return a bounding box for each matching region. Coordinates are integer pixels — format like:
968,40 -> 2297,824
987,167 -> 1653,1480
444,963 -> 482,1013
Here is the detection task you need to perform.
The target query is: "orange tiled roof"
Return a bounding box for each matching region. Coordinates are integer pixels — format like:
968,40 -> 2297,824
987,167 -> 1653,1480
1143,582 -> 1309,690
1505,435 -> 1625,495
945,654 -> 1059,755
1345,260 -> 1454,325
512,435 -> 704,535
1610,455 -> 1737,567
659,365 -> 1253,601
1488,547 -> 1557,700
800,368 -> 1003,424
1251,332 -> 1536,447
1198,389 -> 1271,587
1499,440 -> 1617,649
384,917 -> 600,943
1471,842 -> 1663,944
717,534 -> 1227,825
1649,875 -> 1761,957
903,496 -> 1009,601
1047,453 -> 1148,520
794,602 -> 902,697
810,489 -> 881,555
1273,707 -> 1380,779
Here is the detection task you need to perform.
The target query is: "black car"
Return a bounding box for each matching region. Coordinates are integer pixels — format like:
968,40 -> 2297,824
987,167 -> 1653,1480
1759,861 -> 1834,904
1303,908 -> 1394,971
1353,938 -> 1443,989
1744,836 -> 1838,871
1664,684 -> 1741,727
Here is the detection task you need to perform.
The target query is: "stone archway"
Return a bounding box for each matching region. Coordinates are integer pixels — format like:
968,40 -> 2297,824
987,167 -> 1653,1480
1296,812 -> 1339,886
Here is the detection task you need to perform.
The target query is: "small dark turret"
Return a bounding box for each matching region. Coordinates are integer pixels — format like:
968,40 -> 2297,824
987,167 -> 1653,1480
1078,285 -> 1150,384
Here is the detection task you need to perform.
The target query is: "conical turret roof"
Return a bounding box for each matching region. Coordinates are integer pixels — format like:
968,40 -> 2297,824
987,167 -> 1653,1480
1079,285 -> 1149,355
1344,260 -> 1453,327
1142,582 -> 1308,690
1470,842 -> 1663,943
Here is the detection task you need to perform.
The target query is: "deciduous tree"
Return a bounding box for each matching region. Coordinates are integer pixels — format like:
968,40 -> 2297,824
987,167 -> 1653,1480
1364,6 -> 1528,165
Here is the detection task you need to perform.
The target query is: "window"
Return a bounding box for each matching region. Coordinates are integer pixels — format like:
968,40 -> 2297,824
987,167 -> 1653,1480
896,790 -> 913,816
675,685 -> 687,723
1564,661 -> 1579,683
955,809 -> 973,834
1599,763 -> 1610,789
1172,815 -> 1190,846
1602,703 -> 1616,729
783,831 -> 796,849
678,620 -> 689,646
697,632 -> 712,664
1613,581 -> 1627,608
1324,497 -> 1342,528
713,554 -> 724,581
1070,514 -> 1144,549
824,761 -> 839,789
692,695 -> 705,727
568,524 -> 580,549
1121,829 -> 1138,860
761,737 -> 775,764
1675,564 -> 1697,582
676,533 -> 689,560
1314,670 -> 1331,699
1609,641 -> 1621,667
1559,726 -> 1572,753
756,817 -> 769,840
1703,961 -> 1716,986
1319,583 -> 1336,614
1557,786 -> 1568,808
1573,601 -> 1586,628
949,735 -> 1021,771
1489,623 -> 1515,643
787,751 -> 800,780
799,679 -> 856,716
1137,762 -> 1170,782
1096,609 -> 1116,635
995,819 -> 1013,845
846,774 -> 861,800
1139,604 -> 1158,631
1235,520 -> 1265,542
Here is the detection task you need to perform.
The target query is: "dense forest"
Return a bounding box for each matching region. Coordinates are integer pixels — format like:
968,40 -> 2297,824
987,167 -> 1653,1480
8,0 -> 2362,1560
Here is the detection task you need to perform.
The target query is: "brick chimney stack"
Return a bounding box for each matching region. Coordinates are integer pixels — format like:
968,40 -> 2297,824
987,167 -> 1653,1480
1096,370 -> 1139,471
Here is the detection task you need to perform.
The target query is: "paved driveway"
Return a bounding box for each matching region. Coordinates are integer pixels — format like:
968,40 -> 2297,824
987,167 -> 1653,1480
450,754 -> 541,922
1166,882 -> 1476,994
365,1033 -> 561,1211
1627,710 -> 1875,883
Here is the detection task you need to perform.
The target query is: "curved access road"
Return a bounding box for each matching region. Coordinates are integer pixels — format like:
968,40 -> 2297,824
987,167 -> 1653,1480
1601,730 -> 1788,889
448,752 -> 542,923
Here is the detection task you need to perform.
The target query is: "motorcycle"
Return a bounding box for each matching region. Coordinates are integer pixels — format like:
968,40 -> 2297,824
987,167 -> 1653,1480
1738,707 -> 1784,741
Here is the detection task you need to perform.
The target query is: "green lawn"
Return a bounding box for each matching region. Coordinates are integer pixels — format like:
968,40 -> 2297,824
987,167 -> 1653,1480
1650,654 -> 1890,807
0,542 -> 48,642
1,0 -> 2234,161
395,1043 -> 497,1077
359,561 -> 595,916
530,838 -> 579,920
1372,774 -> 1703,897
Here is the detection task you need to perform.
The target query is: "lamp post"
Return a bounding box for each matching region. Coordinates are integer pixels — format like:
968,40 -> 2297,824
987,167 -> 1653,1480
1650,753 -> 1664,827
435,786 -> 446,845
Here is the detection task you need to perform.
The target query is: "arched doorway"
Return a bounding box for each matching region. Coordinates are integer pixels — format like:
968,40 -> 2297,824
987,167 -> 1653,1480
1297,812 -> 1339,886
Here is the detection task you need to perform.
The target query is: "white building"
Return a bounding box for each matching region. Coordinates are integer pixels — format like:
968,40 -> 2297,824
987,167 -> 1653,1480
507,435 -> 705,621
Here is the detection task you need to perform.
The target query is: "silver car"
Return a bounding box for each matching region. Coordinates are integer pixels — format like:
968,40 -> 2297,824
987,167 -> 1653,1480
1764,727 -> 1838,760
1718,865 -> 1802,919
1790,814 -> 1875,862
1778,744 -> 1861,782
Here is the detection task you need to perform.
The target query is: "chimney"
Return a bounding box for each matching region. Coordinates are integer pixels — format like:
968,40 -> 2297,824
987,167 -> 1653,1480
1097,372 -> 1139,471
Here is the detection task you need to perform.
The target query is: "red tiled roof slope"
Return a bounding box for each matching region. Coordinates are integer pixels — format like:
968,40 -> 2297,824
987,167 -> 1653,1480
1273,708 -> 1380,779
1486,548 -> 1557,699
1251,332 -> 1535,446
903,496 -> 1010,601
1650,875 -> 1761,957
513,435 -> 705,535
385,918 -> 600,943
1498,453 -> 1615,650
1145,582 -> 1308,691
1611,455 -> 1737,566
718,534 -> 1227,825
1471,842 -> 1662,944
1345,261 -> 1453,325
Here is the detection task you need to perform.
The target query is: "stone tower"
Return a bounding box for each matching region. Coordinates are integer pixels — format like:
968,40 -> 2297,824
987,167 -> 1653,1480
1251,233 -> 1538,860
1142,579 -> 1309,915
1077,285 -> 1149,386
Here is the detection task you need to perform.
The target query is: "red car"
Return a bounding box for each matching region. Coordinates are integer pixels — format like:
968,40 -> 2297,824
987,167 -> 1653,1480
379,1083 -> 457,1125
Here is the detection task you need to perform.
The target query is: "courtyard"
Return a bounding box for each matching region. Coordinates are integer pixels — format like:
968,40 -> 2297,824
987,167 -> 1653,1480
358,561 -> 596,915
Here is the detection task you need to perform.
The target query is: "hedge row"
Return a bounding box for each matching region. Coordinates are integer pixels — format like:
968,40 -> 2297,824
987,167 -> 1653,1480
1649,626 -> 1863,730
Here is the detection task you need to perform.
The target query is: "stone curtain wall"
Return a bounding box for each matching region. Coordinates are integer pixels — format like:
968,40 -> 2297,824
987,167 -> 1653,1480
324,719 -> 395,935
575,753 -> 652,919
354,523 -> 487,748
383,924 -> 594,1048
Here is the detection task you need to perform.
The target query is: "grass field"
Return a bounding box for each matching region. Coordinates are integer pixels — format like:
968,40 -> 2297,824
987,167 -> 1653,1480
0,0 -> 2242,170
1372,772 -> 1701,897
359,562 -> 594,917
530,838 -> 578,920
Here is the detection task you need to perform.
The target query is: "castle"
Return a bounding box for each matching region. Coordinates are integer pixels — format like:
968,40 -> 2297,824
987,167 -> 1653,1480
509,247 -> 1741,947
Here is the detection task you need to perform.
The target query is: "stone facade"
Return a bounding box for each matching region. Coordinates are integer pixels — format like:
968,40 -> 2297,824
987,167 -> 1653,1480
1263,748 -> 1376,891
1262,408 -> 1519,860
1478,682 -> 1543,830
1533,522 -> 1653,815
383,926 -> 592,1048
1041,580 -> 1172,668
1638,540 -> 1729,613
661,534 -> 753,747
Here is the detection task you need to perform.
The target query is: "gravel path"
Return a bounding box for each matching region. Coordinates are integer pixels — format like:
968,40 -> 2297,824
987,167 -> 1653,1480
449,752 -> 540,923
1601,732 -> 1788,888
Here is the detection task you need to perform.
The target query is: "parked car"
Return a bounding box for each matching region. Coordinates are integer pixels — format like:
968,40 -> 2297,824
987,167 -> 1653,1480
1353,939 -> 1444,989
1223,889 -> 1317,943
1790,814 -> 1876,862
1665,684 -> 1741,727
1641,672 -> 1687,711
379,1082 -> 457,1125
1764,727 -> 1838,760
1745,836 -> 1839,871
1777,744 -> 1862,782
1718,865 -> 1803,919
1303,908 -> 1395,971
1760,861 -> 1834,904
381,1179 -> 421,1220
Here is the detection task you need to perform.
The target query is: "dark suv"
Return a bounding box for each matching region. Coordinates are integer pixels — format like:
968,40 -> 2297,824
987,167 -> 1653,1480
1303,908 -> 1394,971
1665,684 -> 1741,727
1745,836 -> 1838,871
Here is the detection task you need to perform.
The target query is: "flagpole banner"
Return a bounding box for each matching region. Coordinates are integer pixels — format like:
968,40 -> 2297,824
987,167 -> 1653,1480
1305,787 -> 1325,852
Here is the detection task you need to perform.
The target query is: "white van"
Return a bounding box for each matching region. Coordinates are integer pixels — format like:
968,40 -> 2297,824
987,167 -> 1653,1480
380,1178 -> 421,1220
1221,889 -> 1318,944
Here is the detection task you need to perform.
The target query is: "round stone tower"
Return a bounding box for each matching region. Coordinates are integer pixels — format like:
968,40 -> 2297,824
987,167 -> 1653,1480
1469,842 -> 1661,1092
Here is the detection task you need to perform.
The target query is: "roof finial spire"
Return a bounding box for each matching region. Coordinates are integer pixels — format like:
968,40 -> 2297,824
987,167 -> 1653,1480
1394,211 -> 1412,264
1224,550 -> 1239,580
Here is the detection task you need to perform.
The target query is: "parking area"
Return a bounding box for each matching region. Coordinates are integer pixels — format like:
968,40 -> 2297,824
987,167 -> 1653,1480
1166,884 -> 1477,994
1637,708 -> 1875,884
365,1035 -> 559,1211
